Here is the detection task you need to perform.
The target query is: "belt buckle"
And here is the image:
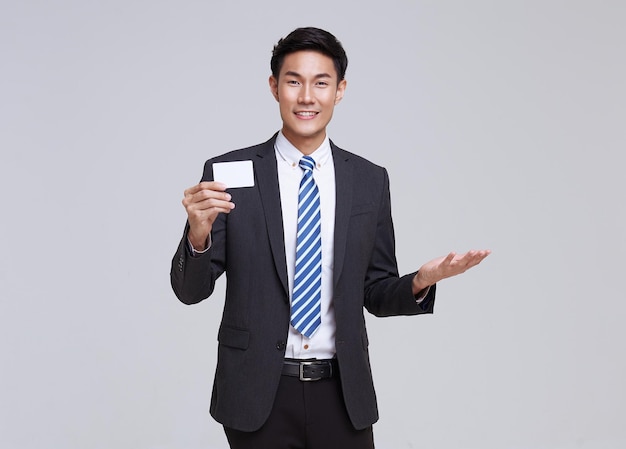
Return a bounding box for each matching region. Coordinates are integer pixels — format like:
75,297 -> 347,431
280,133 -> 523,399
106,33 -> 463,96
299,360 -> 329,381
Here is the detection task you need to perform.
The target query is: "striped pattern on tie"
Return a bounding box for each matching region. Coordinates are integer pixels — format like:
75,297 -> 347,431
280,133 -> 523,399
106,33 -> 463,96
290,156 -> 322,338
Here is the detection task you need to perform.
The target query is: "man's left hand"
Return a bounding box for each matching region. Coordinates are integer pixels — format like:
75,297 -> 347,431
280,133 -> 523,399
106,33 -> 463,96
412,250 -> 491,294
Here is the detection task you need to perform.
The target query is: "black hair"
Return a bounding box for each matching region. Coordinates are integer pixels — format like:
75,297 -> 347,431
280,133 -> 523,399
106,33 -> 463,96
270,27 -> 348,81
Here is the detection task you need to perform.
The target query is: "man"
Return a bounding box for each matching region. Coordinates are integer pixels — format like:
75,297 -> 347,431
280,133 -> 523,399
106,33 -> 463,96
171,27 -> 490,449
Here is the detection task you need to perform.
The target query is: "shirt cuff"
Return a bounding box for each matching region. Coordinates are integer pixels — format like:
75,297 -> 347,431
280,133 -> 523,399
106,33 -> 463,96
415,286 -> 431,304
187,235 -> 212,257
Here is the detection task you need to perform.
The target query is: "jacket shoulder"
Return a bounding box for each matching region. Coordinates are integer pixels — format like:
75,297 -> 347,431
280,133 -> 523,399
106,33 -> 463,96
330,141 -> 388,176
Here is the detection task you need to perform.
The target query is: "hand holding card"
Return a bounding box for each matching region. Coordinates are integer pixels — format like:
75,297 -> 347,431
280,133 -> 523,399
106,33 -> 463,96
212,160 -> 255,188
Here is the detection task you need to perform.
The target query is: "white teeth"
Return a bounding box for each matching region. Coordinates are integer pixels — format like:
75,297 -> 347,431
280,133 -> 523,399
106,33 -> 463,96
296,111 -> 316,116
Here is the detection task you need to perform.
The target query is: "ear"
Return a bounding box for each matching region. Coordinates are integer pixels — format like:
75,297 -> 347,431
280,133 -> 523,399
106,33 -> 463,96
269,75 -> 279,101
334,79 -> 347,105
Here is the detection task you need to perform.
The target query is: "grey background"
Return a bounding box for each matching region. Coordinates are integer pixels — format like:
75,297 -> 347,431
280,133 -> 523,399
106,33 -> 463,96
1,1 -> 625,448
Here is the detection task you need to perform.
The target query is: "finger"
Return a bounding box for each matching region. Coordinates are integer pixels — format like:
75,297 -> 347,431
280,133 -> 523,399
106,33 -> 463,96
187,203 -> 235,230
441,252 -> 456,267
462,250 -> 491,268
458,249 -> 488,263
473,250 -> 491,264
184,189 -> 232,208
468,249 -> 490,260
194,188 -> 232,203
209,198 -> 236,211
184,181 -> 228,197
199,181 -> 228,191
187,197 -> 235,212
184,183 -> 203,196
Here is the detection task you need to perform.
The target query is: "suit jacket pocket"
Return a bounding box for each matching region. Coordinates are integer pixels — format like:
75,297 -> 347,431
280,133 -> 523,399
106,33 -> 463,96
218,325 -> 250,350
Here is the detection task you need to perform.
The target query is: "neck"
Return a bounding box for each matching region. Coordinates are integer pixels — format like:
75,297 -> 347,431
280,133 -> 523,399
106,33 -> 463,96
281,129 -> 326,155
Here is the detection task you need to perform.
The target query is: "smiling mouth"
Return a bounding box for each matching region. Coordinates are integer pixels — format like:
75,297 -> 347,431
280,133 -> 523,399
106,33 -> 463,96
295,111 -> 318,118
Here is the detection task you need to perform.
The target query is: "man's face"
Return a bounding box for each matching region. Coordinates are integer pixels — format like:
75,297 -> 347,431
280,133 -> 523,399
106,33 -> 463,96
269,50 -> 347,154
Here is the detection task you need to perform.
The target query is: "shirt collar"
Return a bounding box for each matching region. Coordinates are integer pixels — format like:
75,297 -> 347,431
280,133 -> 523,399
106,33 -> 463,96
274,131 -> 331,170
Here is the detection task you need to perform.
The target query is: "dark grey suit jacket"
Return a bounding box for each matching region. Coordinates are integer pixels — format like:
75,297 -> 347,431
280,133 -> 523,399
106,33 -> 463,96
170,134 -> 436,431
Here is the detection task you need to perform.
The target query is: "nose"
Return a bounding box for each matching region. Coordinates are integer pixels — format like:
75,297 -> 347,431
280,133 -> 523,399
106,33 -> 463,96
298,84 -> 314,104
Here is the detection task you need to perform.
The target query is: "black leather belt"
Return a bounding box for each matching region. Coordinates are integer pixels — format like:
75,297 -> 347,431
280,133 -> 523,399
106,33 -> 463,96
282,359 -> 338,381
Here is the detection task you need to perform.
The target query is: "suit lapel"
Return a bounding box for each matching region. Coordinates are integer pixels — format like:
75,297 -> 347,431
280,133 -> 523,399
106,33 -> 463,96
331,143 -> 353,289
255,138 -> 353,298
255,135 -> 289,299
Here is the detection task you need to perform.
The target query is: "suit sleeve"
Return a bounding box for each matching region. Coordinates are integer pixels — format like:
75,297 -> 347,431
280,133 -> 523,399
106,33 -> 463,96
362,168 -> 436,316
170,160 -> 227,305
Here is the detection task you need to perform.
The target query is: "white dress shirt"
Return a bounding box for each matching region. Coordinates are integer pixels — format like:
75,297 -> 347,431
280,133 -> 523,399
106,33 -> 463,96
275,131 -> 337,360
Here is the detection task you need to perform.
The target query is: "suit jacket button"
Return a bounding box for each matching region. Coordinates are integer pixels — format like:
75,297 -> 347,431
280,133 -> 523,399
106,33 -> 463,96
276,341 -> 286,350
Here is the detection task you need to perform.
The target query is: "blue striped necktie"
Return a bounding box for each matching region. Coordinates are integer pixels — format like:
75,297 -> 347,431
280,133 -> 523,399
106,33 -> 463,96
291,156 -> 322,338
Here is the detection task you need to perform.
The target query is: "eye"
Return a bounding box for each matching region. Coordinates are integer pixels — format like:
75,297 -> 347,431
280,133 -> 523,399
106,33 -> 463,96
316,81 -> 329,87
287,80 -> 300,86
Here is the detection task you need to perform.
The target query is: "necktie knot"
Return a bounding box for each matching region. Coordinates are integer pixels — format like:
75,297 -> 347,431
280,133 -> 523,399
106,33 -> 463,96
299,156 -> 315,172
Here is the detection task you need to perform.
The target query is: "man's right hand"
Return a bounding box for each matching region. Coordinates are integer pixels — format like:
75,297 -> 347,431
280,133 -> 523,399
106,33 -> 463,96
182,182 -> 235,251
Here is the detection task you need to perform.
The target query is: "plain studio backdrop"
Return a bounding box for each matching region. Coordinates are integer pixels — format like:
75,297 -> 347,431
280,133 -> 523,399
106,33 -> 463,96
1,1 -> 624,448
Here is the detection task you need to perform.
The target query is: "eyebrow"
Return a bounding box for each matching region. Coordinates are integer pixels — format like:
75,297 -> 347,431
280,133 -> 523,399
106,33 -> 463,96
284,70 -> 334,80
